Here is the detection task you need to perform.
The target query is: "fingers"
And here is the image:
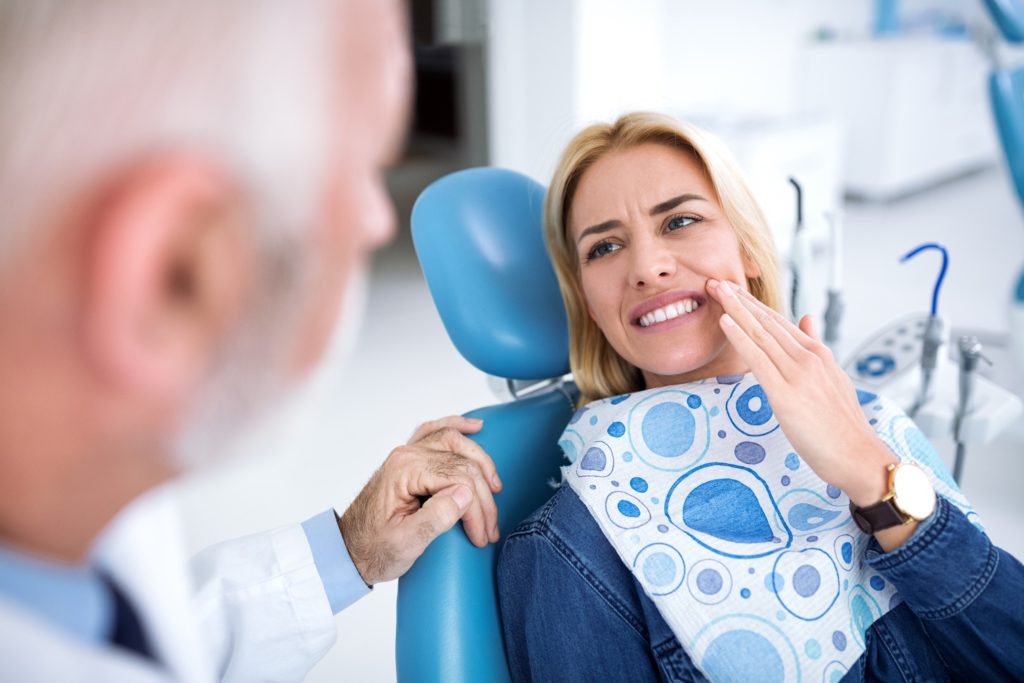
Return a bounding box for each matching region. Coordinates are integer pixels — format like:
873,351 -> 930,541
408,415 -> 484,445
799,314 -> 820,342
421,426 -> 502,493
391,418 -> 503,549
462,456 -> 500,545
731,288 -> 814,364
707,279 -> 798,378
708,280 -> 835,378
718,312 -> 784,391
399,447 -> 499,547
731,286 -> 822,354
401,484 -> 474,562
419,427 -> 501,543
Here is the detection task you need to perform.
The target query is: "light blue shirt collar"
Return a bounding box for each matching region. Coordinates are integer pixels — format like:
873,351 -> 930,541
0,541 -> 113,643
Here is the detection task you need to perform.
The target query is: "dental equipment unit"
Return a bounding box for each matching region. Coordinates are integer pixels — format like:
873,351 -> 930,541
823,210 -> 845,348
788,177 -> 813,321
953,336 -> 993,483
900,243 -> 948,417
843,242 -> 1021,483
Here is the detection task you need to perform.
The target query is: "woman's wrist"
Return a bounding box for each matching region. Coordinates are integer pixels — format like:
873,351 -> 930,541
833,438 -> 924,552
833,438 -> 899,508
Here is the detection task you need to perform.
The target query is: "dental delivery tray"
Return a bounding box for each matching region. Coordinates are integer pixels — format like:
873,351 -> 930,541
843,313 -> 1022,446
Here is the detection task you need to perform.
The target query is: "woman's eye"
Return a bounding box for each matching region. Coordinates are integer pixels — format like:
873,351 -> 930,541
586,240 -> 620,261
666,214 -> 700,231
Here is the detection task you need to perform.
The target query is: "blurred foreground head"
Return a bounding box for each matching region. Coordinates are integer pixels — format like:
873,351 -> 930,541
0,0 -> 410,557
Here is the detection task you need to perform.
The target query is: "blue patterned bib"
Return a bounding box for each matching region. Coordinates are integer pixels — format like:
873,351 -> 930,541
560,373 -> 976,683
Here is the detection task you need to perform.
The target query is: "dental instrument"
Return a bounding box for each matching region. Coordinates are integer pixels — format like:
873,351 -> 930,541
823,210 -> 845,348
788,177 -> 813,321
899,243 -> 948,417
952,336 -> 993,484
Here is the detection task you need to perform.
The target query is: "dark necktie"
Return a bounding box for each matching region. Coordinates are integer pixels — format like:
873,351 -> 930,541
101,573 -> 155,663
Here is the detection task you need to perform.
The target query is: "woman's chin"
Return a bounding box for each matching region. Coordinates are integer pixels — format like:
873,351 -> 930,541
629,341 -> 741,388
635,357 -> 717,387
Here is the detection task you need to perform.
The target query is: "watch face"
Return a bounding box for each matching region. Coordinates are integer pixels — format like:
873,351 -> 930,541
892,464 -> 937,520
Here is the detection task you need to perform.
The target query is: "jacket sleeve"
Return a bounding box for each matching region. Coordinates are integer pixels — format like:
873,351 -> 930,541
190,521 -> 339,683
497,528 -> 665,683
865,495 -> 1024,681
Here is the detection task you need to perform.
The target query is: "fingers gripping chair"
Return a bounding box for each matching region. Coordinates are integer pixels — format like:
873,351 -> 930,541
395,168 -> 576,682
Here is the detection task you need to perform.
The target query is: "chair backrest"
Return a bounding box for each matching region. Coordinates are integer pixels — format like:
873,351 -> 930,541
982,0 -> 1024,313
395,168 -> 574,682
984,0 -> 1024,44
984,0 -> 1024,206
989,67 -> 1024,207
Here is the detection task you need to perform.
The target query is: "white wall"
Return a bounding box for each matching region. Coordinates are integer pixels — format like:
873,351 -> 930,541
485,0 -> 580,184
486,0 -> 874,184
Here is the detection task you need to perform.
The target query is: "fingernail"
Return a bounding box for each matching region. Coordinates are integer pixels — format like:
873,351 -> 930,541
470,417 -> 484,424
452,486 -> 472,510
719,280 -> 735,296
707,278 -> 719,289
491,525 -> 500,542
721,313 -> 736,327
491,473 -> 502,490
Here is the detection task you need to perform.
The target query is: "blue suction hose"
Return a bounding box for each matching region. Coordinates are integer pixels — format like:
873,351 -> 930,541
900,243 -> 948,317
900,243 -> 949,416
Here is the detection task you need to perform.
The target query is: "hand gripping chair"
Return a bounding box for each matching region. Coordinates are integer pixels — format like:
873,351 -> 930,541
395,168 -> 576,682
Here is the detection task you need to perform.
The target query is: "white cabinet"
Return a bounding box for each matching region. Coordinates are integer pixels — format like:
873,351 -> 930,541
800,39 -> 998,200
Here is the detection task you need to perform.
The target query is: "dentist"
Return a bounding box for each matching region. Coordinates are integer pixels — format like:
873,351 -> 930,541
0,0 -> 501,680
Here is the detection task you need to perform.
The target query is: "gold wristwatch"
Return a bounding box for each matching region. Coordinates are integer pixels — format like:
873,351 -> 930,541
849,462 -> 936,534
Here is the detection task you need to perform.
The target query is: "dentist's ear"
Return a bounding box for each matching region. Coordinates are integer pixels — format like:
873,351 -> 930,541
81,154 -> 252,411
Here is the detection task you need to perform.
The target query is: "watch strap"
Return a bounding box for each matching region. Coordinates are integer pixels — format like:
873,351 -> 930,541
849,498 -> 906,534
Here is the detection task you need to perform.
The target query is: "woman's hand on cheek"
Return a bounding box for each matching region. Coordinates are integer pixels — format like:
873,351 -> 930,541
705,279 -> 898,506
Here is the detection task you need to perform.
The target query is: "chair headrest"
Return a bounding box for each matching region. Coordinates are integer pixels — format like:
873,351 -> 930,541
411,167 -> 569,380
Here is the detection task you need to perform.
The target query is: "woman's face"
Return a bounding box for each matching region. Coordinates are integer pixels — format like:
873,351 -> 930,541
569,143 -> 758,388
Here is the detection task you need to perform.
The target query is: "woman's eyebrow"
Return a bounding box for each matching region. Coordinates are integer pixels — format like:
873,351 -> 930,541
576,193 -> 707,245
649,193 -> 706,216
576,219 -> 622,245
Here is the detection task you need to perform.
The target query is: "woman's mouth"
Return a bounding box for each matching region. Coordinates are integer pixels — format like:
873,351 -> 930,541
635,298 -> 703,328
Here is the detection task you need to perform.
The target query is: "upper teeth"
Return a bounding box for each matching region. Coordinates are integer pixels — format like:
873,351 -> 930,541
638,299 -> 700,327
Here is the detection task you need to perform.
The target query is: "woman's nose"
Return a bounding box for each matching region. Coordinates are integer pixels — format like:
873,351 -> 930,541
629,239 -> 676,288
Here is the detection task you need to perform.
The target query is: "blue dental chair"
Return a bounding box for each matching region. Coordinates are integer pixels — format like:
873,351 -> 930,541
983,0 -> 1024,362
986,0 -> 1024,203
395,168 -> 576,682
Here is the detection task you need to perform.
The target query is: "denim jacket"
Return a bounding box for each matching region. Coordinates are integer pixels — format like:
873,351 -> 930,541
497,484 -> 1024,682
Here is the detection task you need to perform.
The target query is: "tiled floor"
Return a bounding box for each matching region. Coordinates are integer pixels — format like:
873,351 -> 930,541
177,164 -> 1024,682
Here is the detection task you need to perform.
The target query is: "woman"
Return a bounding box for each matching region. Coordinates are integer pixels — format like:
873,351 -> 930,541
496,113 -> 1023,682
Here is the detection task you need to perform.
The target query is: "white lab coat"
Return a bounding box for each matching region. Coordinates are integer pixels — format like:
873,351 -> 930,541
0,486 -> 338,682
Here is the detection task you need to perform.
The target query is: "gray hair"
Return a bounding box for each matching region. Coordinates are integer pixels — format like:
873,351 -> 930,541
0,0 -> 337,266
0,0 -> 362,468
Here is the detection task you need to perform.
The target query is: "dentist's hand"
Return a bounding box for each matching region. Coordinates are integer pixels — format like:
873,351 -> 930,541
338,415 -> 502,585
705,279 -> 897,508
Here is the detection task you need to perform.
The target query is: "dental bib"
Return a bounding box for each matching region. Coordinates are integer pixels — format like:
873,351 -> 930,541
560,374 -> 976,683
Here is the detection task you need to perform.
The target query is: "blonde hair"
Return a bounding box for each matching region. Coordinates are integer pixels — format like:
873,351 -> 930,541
544,112 -> 782,404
